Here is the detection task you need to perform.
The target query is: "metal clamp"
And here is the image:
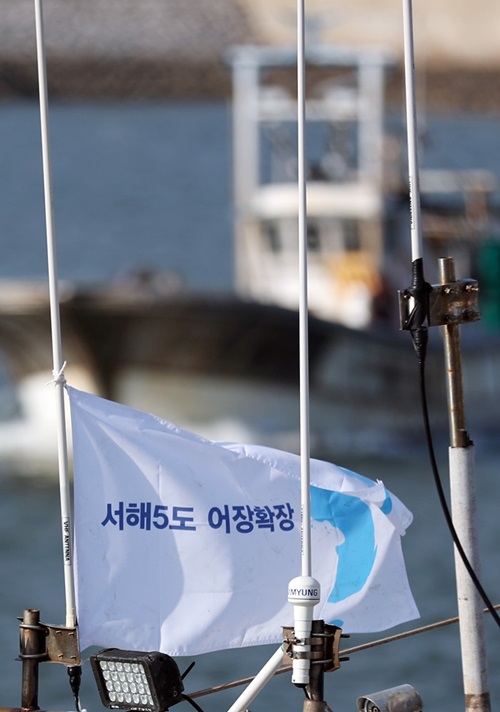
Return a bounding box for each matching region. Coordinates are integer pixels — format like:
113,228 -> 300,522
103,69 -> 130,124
282,621 -> 347,672
18,614 -> 80,665
45,623 -> 80,665
399,278 -> 480,330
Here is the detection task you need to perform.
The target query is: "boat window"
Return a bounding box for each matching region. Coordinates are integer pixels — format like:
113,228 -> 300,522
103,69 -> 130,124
344,220 -> 361,251
262,221 -> 281,252
307,221 -> 321,251
320,218 -> 360,253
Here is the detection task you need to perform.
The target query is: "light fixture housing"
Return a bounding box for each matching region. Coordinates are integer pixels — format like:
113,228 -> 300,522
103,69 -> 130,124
91,648 -> 184,712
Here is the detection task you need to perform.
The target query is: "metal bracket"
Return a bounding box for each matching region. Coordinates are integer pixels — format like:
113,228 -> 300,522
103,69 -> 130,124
18,617 -> 80,665
399,278 -> 480,329
15,610 -> 80,711
45,623 -> 80,665
282,621 -> 346,672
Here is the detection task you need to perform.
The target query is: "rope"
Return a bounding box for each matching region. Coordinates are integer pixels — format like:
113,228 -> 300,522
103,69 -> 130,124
46,360 -> 67,386
342,604 -> 500,657
187,605 -> 500,701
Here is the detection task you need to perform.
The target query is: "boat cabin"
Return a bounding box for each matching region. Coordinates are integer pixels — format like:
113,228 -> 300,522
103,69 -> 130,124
227,45 -> 403,329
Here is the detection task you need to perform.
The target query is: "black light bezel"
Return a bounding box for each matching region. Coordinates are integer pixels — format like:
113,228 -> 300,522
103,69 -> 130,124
91,648 -> 184,712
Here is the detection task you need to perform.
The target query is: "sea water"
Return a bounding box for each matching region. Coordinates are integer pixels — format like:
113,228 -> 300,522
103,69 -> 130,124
0,100 -> 499,710
0,100 -> 234,289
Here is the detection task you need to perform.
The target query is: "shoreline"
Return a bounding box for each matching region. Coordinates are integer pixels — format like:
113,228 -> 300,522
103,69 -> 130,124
0,58 -> 498,112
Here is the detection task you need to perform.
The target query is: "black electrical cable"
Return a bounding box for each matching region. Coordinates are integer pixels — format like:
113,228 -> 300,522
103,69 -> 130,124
181,693 -> 206,711
180,661 -> 206,710
403,255 -> 499,628
417,342 -> 500,629
67,665 -> 83,712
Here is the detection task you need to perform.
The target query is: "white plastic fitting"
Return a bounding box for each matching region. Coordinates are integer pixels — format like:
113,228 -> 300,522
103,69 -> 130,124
287,575 -> 321,685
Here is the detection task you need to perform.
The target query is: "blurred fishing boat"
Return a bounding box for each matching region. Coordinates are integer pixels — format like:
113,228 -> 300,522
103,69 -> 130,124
228,45 -> 498,325
0,44 -> 498,472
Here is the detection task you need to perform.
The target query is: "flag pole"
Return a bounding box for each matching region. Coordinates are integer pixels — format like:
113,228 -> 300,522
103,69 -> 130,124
34,0 -> 76,630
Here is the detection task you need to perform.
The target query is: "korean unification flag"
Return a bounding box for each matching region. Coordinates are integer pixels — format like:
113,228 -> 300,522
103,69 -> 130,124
69,387 -> 419,656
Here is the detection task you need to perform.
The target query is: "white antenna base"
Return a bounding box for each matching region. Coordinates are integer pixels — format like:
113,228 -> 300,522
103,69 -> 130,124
288,576 -> 321,685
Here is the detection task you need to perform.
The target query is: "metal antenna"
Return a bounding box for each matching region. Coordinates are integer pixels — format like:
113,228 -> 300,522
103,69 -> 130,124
34,0 -> 76,630
401,2 -> 491,710
286,0 -> 321,690
227,1 -> 320,707
297,0 -> 312,581
401,0 -> 423,263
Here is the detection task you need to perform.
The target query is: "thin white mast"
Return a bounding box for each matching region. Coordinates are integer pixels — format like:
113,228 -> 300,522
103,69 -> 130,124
228,1 -> 319,707
33,0 -> 76,630
401,0 -> 423,262
286,0 -> 321,689
297,0 -> 311,579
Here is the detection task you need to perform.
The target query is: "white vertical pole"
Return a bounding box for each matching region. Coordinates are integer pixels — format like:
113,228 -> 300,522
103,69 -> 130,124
227,8 -> 321,706
439,258 -> 491,712
449,446 -> 491,712
297,0 -> 311,581
401,0 -> 423,262
33,0 -> 76,630
287,0 -> 321,689
232,54 -> 260,296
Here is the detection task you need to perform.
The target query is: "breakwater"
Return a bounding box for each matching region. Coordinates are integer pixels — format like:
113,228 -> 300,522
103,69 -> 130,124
1,57 -> 498,112
0,0 -> 498,110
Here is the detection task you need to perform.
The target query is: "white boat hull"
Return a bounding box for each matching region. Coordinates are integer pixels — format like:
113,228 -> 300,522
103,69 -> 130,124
0,280 -> 497,473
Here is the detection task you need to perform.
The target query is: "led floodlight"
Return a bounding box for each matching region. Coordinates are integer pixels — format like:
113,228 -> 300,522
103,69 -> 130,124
91,648 -> 184,712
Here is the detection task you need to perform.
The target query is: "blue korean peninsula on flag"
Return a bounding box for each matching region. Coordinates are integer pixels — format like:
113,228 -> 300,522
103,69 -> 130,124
68,386 -> 419,657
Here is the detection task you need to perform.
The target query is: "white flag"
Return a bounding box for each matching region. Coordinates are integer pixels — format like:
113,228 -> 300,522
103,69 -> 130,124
69,387 -> 418,656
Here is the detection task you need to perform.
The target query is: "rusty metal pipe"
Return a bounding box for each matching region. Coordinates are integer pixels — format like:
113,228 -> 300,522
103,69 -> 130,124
439,257 -> 470,447
20,609 -> 45,711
